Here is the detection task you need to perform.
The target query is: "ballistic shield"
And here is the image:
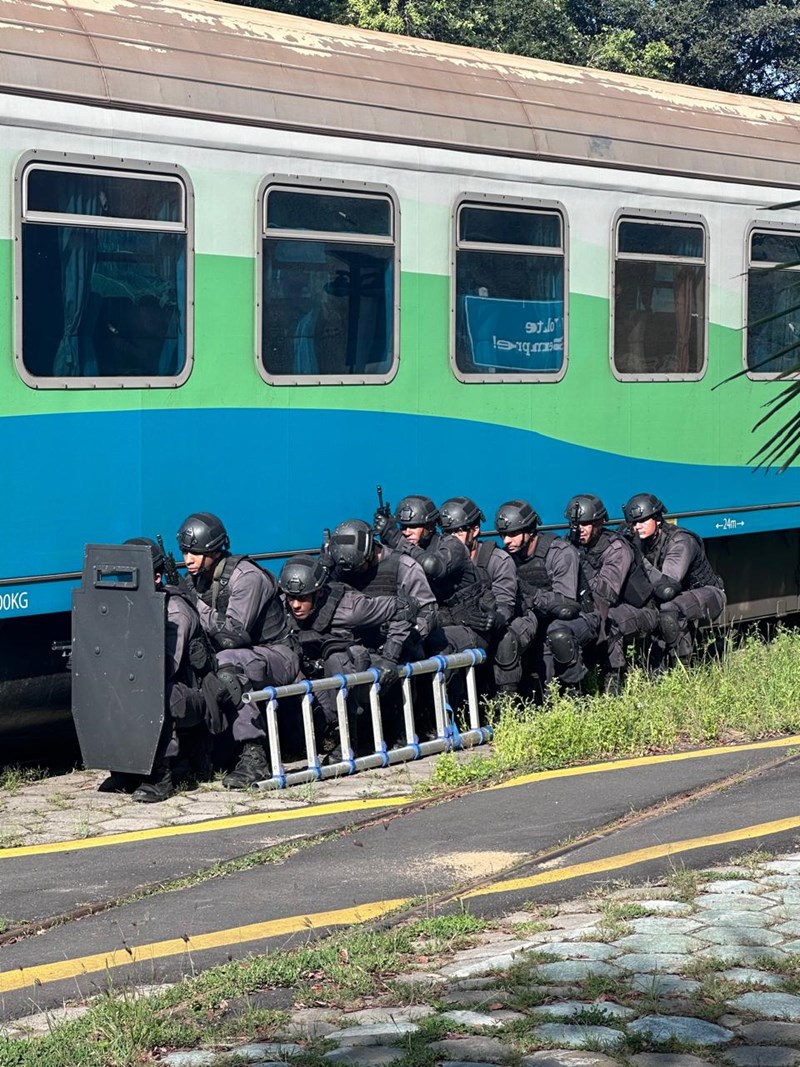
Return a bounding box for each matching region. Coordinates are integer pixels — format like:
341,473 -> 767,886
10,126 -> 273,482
72,543 -> 166,775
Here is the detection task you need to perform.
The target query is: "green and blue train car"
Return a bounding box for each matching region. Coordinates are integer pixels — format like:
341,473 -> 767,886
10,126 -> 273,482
1,0 -> 800,721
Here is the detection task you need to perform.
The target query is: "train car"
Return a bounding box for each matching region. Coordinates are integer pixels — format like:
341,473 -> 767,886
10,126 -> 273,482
1,0 -> 800,726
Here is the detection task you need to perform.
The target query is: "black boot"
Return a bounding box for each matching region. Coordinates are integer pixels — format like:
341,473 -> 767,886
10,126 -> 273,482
131,761 -> 174,803
222,742 -> 270,789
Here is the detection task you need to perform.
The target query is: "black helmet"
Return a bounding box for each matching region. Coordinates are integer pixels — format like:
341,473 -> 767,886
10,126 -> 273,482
394,495 -> 439,527
565,494 -> 608,525
124,537 -> 166,573
439,497 -> 485,532
278,555 -> 330,597
623,493 -> 666,524
177,512 -> 229,554
495,500 -> 541,534
329,519 -> 375,571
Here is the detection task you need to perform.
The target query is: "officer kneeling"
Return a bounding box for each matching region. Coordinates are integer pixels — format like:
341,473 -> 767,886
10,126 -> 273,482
622,493 -> 726,667
278,555 -> 417,760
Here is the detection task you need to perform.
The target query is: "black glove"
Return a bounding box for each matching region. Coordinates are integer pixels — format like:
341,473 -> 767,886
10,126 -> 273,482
373,508 -> 401,546
370,655 -> 401,690
465,606 -> 498,635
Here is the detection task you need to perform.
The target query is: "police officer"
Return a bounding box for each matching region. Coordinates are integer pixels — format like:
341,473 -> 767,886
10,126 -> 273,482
548,495 -> 659,694
177,512 -> 298,789
278,555 -> 417,759
328,518 -> 437,662
373,495 -> 493,658
622,493 -> 726,666
115,538 -> 210,803
439,497 -> 519,694
495,500 -> 581,693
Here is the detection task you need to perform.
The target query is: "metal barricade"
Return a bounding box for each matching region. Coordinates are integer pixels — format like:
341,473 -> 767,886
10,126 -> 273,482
242,649 -> 490,789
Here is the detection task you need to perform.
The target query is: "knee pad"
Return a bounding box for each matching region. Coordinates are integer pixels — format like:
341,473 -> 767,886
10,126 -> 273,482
216,668 -> 244,709
494,630 -> 520,670
658,610 -> 682,648
547,626 -> 578,667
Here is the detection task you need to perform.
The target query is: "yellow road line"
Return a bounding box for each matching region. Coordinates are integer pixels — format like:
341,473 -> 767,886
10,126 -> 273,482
490,734 -> 800,791
463,812 -> 800,898
6,810 -> 800,994
0,796 -> 412,860
5,734 -> 798,861
0,899 -> 409,994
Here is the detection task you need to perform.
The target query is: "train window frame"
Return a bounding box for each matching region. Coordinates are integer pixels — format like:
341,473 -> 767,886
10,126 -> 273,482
610,208 -> 709,383
744,221 -> 800,381
256,175 -> 400,386
450,193 -> 569,384
14,151 -> 194,390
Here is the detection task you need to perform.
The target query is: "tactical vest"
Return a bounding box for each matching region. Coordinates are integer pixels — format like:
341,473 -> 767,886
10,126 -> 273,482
288,582 -> 351,664
515,533 -> 558,599
472,540 -> 496,591
197,555 -> 288,645
342,551 -> 401,598
650,525 -> 723,591
579,531 -> 654,610
430,535 -> 491,630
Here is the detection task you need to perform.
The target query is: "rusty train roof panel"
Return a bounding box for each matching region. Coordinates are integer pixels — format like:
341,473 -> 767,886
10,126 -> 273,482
2,0 -> 800,187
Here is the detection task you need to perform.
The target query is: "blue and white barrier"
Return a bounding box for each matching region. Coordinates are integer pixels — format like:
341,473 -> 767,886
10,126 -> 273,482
242,649 -> 491,789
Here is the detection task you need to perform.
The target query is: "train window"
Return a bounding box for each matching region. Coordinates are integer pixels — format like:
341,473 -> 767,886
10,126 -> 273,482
17,159 -> 192,388
259,182 -> 398,384
746,229 -> 800,378
453,200 -> 567,382
613,216 -> 706,380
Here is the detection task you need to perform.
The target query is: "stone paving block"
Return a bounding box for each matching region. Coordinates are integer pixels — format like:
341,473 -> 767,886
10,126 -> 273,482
341,1007 -> 434,1025
328,1022 -> 420,1046
696,895 -> 773,912
429,1037 -> 512,1062
439,952 -> 529,980
629,918 -> 703,936
630,974 -> 702,997
772,923 -> 800,938
613,934 -> 703,954
703,881 -> 764,895
441,991 -> 512,1008
632,900 -> 694,915
527,1000 -> 635,1021
695,911 -> 776,929
546,914 -> 605,933
721,968 -> 785,988
535,942 -> 619,962
765,862 -> 800,875
534,961 -> 622,983
392,972 -> 448,987
160,1053 -> 219,1067
522,1052 -> 621,1067
722,1048 -> 800,1067
450,978 -> 507,991
615,952 -> 691,973
697,927 -> 785,948
777,941 -> 800,955
528,1024 -> 626,1050
728,993 -> 800,1021
628,1016 -> 735,1046
738,1022 -> 800,1045
439,1011 -> 503,1030
629,1056 -> 715,1067
324,1047 -> 406,1065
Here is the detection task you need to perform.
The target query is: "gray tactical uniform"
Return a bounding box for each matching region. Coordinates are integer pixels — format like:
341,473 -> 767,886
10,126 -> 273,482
641,525 -> 725,662
513,534 -> 581,685
161,591 -> 208,759
184,556 -> 298,742
554,533 -> 659,685
472,541 -> 520,688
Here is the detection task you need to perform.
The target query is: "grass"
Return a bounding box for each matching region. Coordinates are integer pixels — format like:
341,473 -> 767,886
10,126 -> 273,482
432,627 -> 800,788
0,766 -> 47,795
0,912 -> 492,1067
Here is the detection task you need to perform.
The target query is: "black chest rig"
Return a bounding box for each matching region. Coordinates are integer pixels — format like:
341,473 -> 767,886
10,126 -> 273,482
341,551 -> 401,598
516,533 -> 558,600
189,555 -> 287,645
579,531 -> 653,610
287,583 -> 351,666
651,526 -> 723,591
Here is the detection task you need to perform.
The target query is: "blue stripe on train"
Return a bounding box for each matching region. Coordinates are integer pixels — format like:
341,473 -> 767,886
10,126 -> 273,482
3,408 -> 799,617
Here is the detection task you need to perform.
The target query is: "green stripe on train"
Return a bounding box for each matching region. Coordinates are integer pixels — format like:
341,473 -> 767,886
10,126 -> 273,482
0,243 -> 779,467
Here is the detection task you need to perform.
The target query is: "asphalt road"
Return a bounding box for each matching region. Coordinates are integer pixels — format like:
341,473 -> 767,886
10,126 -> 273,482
1,737 -> 799,1021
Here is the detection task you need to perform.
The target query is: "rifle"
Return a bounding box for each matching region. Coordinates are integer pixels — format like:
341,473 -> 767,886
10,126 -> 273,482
157,534 -> 182,588
375,484 -> 392,528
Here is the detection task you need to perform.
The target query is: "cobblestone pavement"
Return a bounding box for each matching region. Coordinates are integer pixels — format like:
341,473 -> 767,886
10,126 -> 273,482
0,756 -> 450,849
6,852 -> 800,1065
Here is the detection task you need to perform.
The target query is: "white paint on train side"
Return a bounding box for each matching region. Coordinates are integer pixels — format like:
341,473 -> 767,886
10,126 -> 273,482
0,591 -> 29,612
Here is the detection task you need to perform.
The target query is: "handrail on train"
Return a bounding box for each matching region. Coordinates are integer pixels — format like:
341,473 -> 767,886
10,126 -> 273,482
3,500 -> 800,588
241,649 -> 490,789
